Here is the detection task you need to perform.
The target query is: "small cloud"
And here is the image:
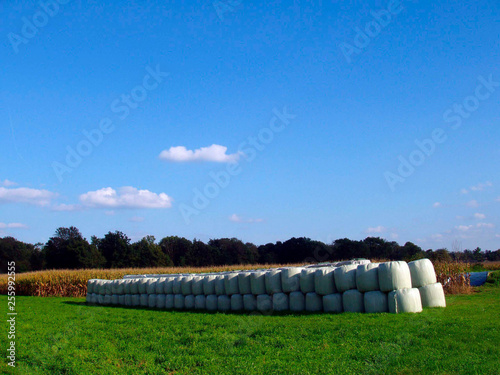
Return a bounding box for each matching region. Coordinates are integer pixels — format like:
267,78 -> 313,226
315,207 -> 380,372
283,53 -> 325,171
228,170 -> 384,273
460,188 -> 469,194
1,179 -> 17,187
456,225 -> 473,232
229,214 -> 263,223
366,226 -> 386,234
433,202 -> 441,208
470,181 -> 492,191
474,213 -> 486,220
476,222 -> 494,228
0,186 -> 57,206
431,233 -> 443,240
51,203 -> 82,212
466,200 -> 479,208
0,222 -> 28,229
129,216 -> 145,222
79,187 -> 173,209
159,144 -> 242,163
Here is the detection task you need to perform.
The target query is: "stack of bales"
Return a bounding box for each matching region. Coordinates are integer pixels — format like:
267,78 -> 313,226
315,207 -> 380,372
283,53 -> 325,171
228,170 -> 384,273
86,259 -> 445,314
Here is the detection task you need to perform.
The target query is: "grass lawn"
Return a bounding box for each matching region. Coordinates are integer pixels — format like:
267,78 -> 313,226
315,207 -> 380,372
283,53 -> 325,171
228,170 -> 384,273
1,286 -> 499,375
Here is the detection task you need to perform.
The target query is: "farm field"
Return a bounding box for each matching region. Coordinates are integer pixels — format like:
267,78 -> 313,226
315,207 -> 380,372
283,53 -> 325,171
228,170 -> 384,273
1,284 -> 499,375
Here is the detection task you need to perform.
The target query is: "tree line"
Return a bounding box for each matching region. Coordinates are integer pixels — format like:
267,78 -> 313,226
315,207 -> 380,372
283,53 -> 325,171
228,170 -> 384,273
1,226 -> 499,273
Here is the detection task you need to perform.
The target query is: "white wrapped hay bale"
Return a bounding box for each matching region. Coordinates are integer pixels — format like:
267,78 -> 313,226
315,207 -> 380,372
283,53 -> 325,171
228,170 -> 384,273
148,294 -> 157,308
103,294 -> 111,305
140,294 -> 148,307
243,294 -> 257,311
156,278 -> 166,294
224,273 -> 240,295
323,293 -> 343,313
94,280 -> 104,295
231,294 -> 243,311
378,261 -> 412,292
181,275 -> 193,296
290,291 -> 305,312
117,279 -> 126,294
156,294 -> 166,309
218,295 -> 231,312
419,283 -> 446,308
172,276 -> 183,295
138,279 -> 149,294
364,291 -> 388,313
342,290 -> 364,313
388,288 -> 423,313
111,280 -> 119,294
334,265 -> 358,293
87,279 -> 96,294
105,280 -> 113,295
165,294 -> 174,309
273,293 -> 289,312
409,259 -> 437,288
215,275 -> 226,296
203,275 -> 216,295
206,295 -> 218,311
257,294 -> 272,312
195,295 -> 206,310
86,293 -> 92,303
306,292 -> 323,312
238,272 -> 252,295
131,294 -> 140,306
111,294 -> 119,305
124,294 -> 132,307
118,295 -> 125,305
191,276 -> 204,295
250,271 -> 267,295
356,263 -> 380,292
123,279 -> 132,294
281,267 -> 302,293
314,267 -> 337,295
174,294 -> 185,309
129,279 -> 139,294
300,269 -> 316,293
147,279 -> 157,295
265,269 -> 282,294
185,295 -> 195,309
164,277 -> 174,294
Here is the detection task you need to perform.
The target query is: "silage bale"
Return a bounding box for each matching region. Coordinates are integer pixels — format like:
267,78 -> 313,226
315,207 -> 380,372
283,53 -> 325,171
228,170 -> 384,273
243,294 -> 257,311
138,279 -> 149,294
105,280 -> 113,295
206,295 -> 218,311
140,294 -> 148,307
378,261 -> 412,292
238,272 -> 252,295
174,294 -> 185,309
314,267 -> 337,295
191,276 -> 204,295
203,275 -> 216,295
289,291 -> 305,312
165,294 -> 174,309
185,295 -> 195,309
156,294 -> 166,309
257,294 -> 272,312
224,273 -> 240,295
300,269 -> 316,293
250,271 -> 267,295
164,277 -> 175,294
147,279 -> 157,295
273,293 -> 289,312
111,294 -> 119,305
124,294 -> 132,306
172,276 -> 183,294
364,291 -> 388,313
265,269 -> 282,294
408,259 -> 437,288
356,263 -> 380,292
419,282 -> 446,308
86,293 -> 92,303
129,279 -> 139,294
195,295 -> 206,310
148,294 -> 157,308
111,280 -> 119,294
305,292 -> 323,312
231,294 -> 243,311
155,278 -> 166,294
323,293 -> 343,313
281,267 -> 302,293
97,294 -> 105,305
116,279 -> 126,294
118,294 -> 125,305
334,265 -> 358,293
87,279 -> 96,294
388,288 -> 423,313
131,294 -> 140,306
218,295 -> 231,312
123,279 -> 132,294
215,275 -> 226,295
342,289 -> 364,313
181,275 -> 193,296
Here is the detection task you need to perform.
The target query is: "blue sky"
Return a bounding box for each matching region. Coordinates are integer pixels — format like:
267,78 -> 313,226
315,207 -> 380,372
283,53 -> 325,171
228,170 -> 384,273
1,0 -> 499,250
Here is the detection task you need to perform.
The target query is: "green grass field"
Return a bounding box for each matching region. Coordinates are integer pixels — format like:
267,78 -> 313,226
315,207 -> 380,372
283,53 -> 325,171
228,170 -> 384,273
2,285 -> 499,375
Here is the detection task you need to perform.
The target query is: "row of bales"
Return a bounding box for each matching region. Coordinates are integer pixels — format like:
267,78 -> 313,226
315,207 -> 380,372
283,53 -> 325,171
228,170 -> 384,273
86,259 -> 446,314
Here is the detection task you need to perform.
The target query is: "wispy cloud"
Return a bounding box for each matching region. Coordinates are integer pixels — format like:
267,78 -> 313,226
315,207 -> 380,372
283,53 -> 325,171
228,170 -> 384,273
229,214 -> 264,223
461,181 -> 493,194
1,179 -> 17,187
466,200 -> 479,208
129,216 -> 145,222
51,203 -> 82,212
0,222 -> 28,229
476,222 -> 494,229
0,186 -> 57,206
433,202 -> 441,208
366,225 -> 386,234
79,186 -> 173,209
456,225 -> 473,232
159,144 -> 242,163
474,213 -> 486,220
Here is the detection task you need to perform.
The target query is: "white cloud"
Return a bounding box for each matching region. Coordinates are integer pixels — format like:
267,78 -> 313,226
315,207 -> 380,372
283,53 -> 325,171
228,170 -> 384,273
366,226 -> 386,234
0,222 -> 28,229
229,214 -> 264,223
159,144 -> 242,163
51,203 -> 82,212
470,181 -> 492,191
1,179 -> 17,187
456,225 -> 473,232
390,233 -> 399,239
431,233 -> 443,240
460,188 -> 469,194
466,200 -> 479,208
476,222 -> 494,228
433,202 -> 441,208
129,216 -> 145,222
474,213 -> 486,220
79,187 -> 173,209
0,187 -> 57,206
